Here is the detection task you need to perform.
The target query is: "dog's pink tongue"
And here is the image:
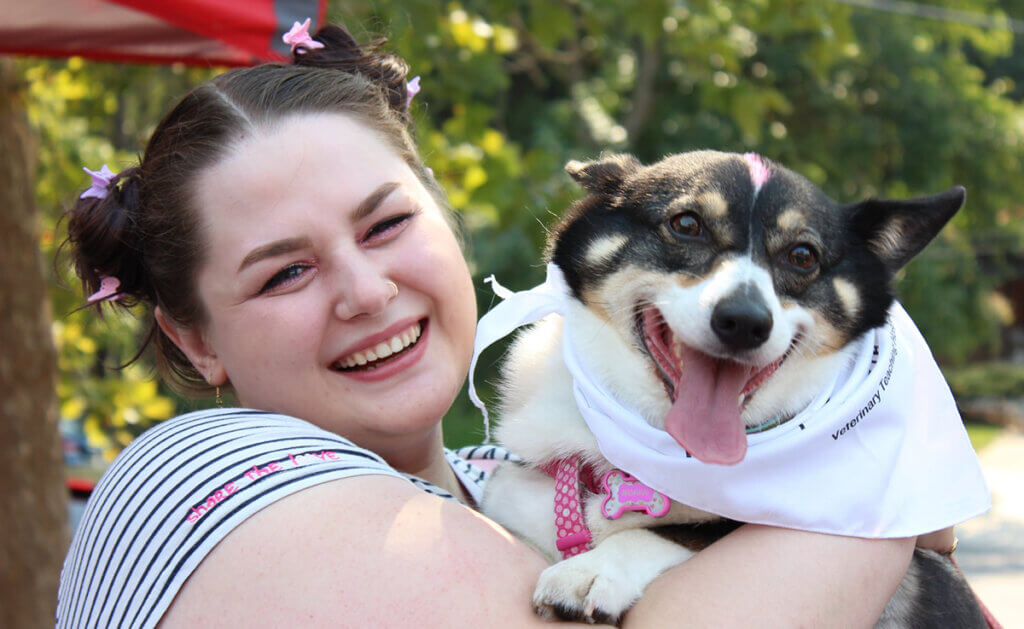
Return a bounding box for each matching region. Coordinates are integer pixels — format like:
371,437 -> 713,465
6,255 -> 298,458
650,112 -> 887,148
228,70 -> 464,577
664,347 -> 750,465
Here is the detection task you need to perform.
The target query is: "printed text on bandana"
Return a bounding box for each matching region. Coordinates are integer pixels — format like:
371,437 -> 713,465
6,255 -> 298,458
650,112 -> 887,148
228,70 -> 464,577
832,328 -> 898,441
186,450 -> 345,524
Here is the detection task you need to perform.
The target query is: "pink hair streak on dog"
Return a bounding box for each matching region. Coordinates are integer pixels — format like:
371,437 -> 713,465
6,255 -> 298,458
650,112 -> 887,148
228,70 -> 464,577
742,152 -> 771,193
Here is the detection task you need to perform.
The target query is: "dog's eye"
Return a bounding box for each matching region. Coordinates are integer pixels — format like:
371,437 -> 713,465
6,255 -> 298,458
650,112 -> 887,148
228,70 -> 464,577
787,244 -> 819,271
669,213 -> 702,238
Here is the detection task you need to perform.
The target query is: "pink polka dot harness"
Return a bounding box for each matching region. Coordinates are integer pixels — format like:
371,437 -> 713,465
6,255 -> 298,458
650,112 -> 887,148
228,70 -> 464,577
541,456 -> 671,559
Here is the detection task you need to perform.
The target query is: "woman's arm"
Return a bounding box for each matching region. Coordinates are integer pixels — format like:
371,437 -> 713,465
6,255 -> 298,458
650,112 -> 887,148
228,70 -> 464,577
158,474 -> 917,627
624,523 -> 915,628
158,475 -> 594,627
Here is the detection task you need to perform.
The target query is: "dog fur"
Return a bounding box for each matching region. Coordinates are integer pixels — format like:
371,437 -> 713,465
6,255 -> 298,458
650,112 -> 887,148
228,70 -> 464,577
479,151 -> 986,627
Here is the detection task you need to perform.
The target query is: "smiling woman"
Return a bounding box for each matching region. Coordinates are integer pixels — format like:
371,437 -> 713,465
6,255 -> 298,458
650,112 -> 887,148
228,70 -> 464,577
57,20 -> 936,629
56,25 -> 537,627
159,112 -> 477,462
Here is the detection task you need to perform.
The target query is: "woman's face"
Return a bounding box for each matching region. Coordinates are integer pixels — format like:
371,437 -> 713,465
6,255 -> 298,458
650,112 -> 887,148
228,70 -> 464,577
183,113 -> 477,457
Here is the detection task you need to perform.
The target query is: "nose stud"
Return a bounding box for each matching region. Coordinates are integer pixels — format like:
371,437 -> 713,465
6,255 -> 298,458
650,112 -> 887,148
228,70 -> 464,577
335,280 -> 399,319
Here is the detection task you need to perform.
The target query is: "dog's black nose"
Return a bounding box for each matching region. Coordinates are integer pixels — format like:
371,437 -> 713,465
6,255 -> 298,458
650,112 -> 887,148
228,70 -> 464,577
711,293 -> 773,351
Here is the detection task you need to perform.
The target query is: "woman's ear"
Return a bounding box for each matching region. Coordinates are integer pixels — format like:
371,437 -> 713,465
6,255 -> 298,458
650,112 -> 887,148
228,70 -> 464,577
155,306 -> 227,386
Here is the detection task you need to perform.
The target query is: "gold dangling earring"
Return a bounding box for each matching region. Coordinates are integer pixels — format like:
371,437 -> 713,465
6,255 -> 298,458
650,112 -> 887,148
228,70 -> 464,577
216,386 -> 223,408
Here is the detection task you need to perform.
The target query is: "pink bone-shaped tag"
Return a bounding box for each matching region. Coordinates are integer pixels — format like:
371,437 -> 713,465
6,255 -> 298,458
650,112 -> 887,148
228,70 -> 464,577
599,469 -> 671,520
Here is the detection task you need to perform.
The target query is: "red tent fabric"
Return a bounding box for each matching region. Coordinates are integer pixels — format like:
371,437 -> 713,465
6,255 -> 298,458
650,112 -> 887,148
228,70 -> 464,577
0,0 -> 326,67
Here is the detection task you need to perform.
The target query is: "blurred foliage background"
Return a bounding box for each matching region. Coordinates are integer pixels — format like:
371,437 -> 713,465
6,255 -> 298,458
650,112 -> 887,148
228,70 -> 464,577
22,0 -> 1024,460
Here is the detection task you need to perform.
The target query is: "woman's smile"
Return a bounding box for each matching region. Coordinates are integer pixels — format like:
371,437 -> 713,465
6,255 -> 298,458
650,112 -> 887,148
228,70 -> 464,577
330,317 -> 429,381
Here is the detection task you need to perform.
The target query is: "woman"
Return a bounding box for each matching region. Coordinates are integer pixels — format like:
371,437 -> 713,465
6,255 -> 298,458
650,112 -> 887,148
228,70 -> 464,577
59,23 -> 934,628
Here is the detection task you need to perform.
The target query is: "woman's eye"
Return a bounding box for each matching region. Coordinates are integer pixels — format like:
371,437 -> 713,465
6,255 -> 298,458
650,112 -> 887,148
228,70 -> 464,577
787,244 -> 819,271
669,212 -> 702,238
364,213 -> 414,242
260,263 -> 310,294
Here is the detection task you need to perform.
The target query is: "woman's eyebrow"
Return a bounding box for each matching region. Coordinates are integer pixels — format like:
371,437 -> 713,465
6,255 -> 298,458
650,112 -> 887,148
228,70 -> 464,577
238,237 -> 312,272
353,181 -> 401,221
237,182 -> 402,273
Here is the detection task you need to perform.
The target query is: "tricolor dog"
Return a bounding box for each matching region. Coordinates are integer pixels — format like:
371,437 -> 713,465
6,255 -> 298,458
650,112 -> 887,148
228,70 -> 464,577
474,151 -> 989,626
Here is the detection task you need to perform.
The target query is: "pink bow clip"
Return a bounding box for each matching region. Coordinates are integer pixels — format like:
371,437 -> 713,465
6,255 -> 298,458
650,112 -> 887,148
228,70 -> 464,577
87,275 -> 123,304
282,18 -> 324,53
405,76 -> 421,110
80,165 -> 115,200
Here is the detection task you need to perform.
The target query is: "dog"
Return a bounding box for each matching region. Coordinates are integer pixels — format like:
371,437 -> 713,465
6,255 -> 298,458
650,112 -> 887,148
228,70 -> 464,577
477,151 -> 988,627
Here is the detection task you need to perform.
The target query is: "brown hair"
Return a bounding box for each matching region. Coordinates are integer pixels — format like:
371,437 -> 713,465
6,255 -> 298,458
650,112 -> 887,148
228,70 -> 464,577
65,25 -> 442,395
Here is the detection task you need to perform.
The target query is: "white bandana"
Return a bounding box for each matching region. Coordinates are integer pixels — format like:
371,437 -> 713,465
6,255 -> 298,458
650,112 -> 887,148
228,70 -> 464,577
469,263 -> 991,538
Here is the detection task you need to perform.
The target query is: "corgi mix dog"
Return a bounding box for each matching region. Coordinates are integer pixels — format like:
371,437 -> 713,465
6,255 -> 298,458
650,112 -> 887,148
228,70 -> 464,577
479,151 -> 987,626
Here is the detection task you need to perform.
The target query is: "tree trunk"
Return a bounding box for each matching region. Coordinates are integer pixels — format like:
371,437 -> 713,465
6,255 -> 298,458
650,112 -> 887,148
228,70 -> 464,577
0,57 -> 68,628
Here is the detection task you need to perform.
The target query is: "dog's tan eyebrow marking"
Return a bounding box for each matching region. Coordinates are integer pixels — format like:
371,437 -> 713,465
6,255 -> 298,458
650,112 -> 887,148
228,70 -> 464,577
696,191 -> 729,218
832,278 -> 861,317
666,195 -> 695,214
585,235 -> 629,265
668,191 -> 729,219
776,208 -> 806,231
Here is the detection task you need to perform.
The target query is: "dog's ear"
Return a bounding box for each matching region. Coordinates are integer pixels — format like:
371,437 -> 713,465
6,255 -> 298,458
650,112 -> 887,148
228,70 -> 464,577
565,154 -> 642,194
847,186 -> 965,271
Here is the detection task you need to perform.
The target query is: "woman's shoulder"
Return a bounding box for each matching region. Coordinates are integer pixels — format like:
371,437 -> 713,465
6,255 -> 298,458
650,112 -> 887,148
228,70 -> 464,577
157,467 -> 554,627
57,408 -> 404,629
86,407 -> 405,524
120,423 -> 552,627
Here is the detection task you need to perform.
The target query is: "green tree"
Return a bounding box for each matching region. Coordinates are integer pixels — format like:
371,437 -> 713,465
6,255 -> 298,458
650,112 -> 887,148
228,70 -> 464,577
26,0 -> 1024,452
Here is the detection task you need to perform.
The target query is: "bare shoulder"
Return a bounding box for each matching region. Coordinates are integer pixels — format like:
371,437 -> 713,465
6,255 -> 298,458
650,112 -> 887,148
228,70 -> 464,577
158,474 -> 556,627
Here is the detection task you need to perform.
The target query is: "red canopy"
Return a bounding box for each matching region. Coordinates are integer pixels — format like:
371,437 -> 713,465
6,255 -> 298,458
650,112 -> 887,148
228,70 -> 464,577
0,0 -> 326,66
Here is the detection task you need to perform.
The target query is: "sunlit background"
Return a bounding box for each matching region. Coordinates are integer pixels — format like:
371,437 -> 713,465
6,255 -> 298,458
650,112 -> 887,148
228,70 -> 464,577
6,0 -> 1023,623
24,1 -> 1022,465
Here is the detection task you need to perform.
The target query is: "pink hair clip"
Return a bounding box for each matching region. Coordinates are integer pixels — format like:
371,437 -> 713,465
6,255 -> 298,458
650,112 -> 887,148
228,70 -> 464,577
406,76 -> 421,110
80,165 -> 116,200
87,275 -> 123,304
283,18 -> 324,53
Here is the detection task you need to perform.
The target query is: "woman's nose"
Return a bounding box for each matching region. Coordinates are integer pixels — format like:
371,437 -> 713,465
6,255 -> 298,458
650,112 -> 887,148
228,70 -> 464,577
332,266 -> 399,320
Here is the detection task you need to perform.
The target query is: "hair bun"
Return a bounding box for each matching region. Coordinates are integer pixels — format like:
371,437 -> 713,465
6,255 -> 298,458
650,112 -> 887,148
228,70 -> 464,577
293,25 -> 412,119
66,165 -> 151,307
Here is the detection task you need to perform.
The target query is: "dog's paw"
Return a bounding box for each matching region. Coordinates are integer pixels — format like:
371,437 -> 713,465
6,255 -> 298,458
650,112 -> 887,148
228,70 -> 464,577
532,555 -> 644,625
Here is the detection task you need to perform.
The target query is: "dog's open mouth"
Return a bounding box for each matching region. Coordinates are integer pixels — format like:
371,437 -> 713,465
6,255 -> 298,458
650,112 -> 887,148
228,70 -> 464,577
636,306 -> 797,465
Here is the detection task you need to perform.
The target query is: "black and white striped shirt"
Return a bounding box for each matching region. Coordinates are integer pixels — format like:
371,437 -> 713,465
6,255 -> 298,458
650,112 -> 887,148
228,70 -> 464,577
56,409 -> 513,629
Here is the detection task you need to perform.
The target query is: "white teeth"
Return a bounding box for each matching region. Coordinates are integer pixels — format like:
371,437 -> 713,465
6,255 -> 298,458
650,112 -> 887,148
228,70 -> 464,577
335,323 -> 423,370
